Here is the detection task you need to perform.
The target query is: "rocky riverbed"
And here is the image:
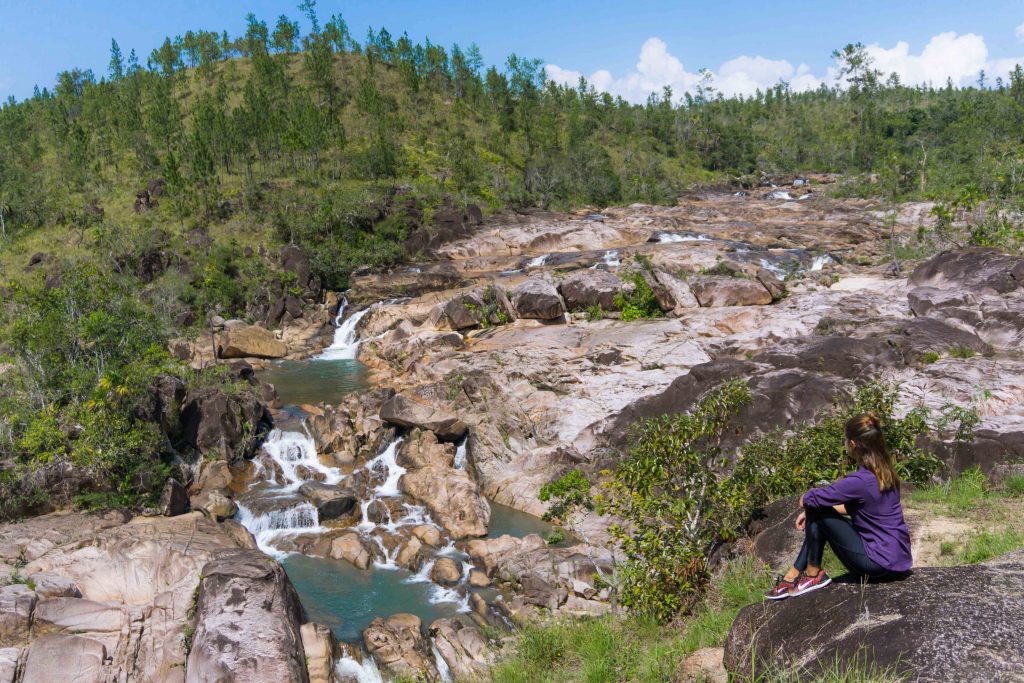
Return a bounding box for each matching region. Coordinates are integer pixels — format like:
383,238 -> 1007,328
2,186 -> 1022,681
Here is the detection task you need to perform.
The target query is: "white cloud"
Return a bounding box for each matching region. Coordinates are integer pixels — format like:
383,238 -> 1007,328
1016,22 -> 1024,42
546,29 -> 1024,104
546,38 -> 814,104
864,32 -> 987,87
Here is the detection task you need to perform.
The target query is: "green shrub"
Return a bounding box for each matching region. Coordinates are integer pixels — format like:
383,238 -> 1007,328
735,382 -> 943,505
920,351 -> 940,364
948,345 -> 976,359
585,304 -> 604,321
614,272 -> 662,322
600,378 -> 755,620
909,466 -> 989,512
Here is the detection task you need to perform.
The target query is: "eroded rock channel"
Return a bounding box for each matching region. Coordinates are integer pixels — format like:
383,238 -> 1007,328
2,187 -> 1022,681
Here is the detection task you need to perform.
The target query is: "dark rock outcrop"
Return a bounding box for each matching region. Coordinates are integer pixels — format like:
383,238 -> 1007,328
724,550 -> 1024,682
558,270 -> 624,311
511,277 -> 566,320
178,386 -> 269,460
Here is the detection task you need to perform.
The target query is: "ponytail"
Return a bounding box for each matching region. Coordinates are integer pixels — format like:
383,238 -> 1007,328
844,412 -> 900,491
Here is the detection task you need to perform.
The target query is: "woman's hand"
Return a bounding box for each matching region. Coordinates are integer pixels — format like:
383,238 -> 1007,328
833,504 -> 848,515
799,494 -> 805,508
795,510 -> 806,531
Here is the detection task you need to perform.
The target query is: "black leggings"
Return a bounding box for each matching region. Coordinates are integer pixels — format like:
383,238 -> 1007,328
794,507 -> 897,579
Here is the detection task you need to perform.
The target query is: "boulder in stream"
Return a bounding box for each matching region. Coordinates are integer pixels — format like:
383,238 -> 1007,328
380,394 -> 467,441
363,613 -> 438,680
298,482 -> 357,521
558,270 -> 624,311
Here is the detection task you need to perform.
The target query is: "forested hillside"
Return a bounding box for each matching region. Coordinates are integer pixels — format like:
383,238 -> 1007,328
1,4 -> 1024,516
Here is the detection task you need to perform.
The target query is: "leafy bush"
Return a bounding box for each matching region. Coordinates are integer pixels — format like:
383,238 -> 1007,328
600,378 -> 754,620
614,272 -> 662,322
0,265 -> 181,516
734,382 -> 944,504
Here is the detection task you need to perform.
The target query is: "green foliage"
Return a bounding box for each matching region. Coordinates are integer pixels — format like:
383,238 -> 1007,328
735,382 -> 944,505
614,273 -> 662,322
0,265 -> 179,516
947,345 -> 977,359
489,555 -> 768,683
539,468 -> 593,523
920,351 -> 940,364
585,304 -> 604,321
1004,474 -> 1024,496
600,379 -> 754,620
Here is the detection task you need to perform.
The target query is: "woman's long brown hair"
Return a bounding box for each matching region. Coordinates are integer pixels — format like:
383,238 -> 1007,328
845,413 -> 900,491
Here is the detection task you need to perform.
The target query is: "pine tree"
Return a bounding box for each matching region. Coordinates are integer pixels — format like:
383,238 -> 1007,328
108,39 -> 125,80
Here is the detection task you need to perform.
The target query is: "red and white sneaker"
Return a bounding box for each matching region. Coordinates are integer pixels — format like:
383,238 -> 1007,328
790,570 -> 832,597
764,575 -> 798,600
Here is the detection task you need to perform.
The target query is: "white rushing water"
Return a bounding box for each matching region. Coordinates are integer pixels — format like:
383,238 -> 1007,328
432,642 -> 454,683
768,190 -> 793,200
526,254 -> 550,268
810,254 -> 835,271
590,249 -> 621,269
656,232 -> 711,243
261,428 -> 344,490
316,300 -> 371,361
758,258 -> 789,279
453,438 -> 468,470
365,437 -> 406,497
335,655 -> 384,683
236,501 -> 323,559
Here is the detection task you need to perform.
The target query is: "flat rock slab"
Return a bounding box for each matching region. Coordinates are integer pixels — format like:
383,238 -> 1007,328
380,394 -> 467,441
21,633 -> 106,683
724,549 -> 1024,682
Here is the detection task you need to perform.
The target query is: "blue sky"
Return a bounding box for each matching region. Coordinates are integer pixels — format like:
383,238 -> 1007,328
2,0 -> 1023,102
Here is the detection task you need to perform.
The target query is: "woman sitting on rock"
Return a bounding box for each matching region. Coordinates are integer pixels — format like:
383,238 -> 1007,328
765,413 -> 913,599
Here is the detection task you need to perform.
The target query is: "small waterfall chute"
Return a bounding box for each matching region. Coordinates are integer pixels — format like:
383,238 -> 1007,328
316,301 -> 371,361
335,653 -> 383,683
432,641 -> 454,683
236,501 -> 322,558
260,429 -> 343,491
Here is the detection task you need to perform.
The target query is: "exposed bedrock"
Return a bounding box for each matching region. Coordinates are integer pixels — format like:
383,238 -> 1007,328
724,549 -> 1024,682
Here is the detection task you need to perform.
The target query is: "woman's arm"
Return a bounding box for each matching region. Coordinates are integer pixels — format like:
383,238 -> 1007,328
803,473 -> 867,508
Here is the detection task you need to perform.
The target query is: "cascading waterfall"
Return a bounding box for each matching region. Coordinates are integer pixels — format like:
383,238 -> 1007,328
236,501 -> 323,559
317,301 -> 372,361
453,438 -> 468,470
526,254 -> 550,268
335,654 -> 384,683
432,642 -> 454,683
810,254 -> 835,271
366,437 -> 406,497
261,428 -> 343,490
656,231 -> 711,244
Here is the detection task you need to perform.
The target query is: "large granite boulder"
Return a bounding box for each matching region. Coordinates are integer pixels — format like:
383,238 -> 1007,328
178,386 -> 269,460
363,613 -> 438,680
217,324 -> 288,359
511,277 -> 566,320
909,247 -> 1023,295
430,618 -> 490,680
558,270 -> 624,311
20,633 -> 106,683
429,292 -> 485,330
402,466 -> 490,539
724,550 -> 1024,682
690,276 -> 773,307
298,482 -> 358,521
185,550 -> 308,683
380,394 -> 467,441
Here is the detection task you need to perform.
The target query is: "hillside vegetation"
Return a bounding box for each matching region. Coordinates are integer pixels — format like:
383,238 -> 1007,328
1,6 -> 1023,513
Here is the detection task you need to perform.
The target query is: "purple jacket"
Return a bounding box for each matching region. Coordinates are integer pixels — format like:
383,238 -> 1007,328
803,466 -> 913,572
